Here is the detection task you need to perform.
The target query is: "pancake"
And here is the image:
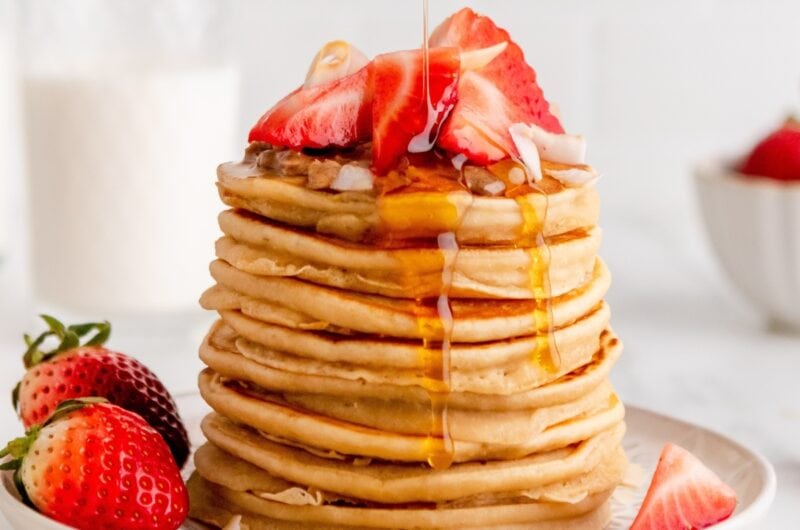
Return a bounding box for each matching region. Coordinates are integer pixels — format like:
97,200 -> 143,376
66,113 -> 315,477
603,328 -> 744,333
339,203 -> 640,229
189,474 -> 613,529
228,310 -> 607,395
199,321 -> 623,410
217,161 -> 601,245
187,441 -> 624,528
214,209 -> 602,299
205,306 -> 608,395
212,298 -> 607,371
202,259 -> 610,343
199,412 -> 626,503
199,369 -> 625,462
192,442 -> 627,509
278,381 -> 616,444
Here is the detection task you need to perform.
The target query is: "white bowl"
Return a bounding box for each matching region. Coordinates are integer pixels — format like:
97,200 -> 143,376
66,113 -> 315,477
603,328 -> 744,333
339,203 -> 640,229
695,159 -> 800,330
0,471 -> 71,530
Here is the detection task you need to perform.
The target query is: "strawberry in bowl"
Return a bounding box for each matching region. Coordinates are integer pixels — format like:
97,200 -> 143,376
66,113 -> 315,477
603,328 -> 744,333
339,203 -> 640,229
13,315 -> 190,468
695,117 -> 800,331
1,399 -> 188,530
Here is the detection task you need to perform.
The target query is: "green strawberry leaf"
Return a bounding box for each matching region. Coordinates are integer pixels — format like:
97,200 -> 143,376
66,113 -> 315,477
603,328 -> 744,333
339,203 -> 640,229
46,397 -> 107,425
11,382 -> 20,412
22,315 -> 113,369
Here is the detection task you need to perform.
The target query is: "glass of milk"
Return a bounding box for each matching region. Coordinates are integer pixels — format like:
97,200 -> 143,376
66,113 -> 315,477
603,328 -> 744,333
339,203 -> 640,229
20,0 -> 240,315
0,0 -> 18,264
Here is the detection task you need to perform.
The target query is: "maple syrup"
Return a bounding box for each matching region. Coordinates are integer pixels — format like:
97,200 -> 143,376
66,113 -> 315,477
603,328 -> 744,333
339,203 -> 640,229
375,0 -> 561,468
377,196 -> 462,470
376,0 -> 457,470
516,185 -> 561,375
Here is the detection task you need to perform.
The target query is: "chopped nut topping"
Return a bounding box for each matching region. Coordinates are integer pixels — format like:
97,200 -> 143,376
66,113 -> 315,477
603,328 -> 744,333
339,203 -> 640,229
464,166 -> 506,196
307,159 -> 343,189
243,142 -> 271,162
257,149 -> 315,175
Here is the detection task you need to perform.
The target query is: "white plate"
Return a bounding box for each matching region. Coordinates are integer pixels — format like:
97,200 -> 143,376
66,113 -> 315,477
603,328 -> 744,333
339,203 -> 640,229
0,395 -> 776,529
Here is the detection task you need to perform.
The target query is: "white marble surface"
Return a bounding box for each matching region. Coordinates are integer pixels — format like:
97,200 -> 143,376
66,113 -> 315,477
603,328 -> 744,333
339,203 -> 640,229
0,215 -> 797,528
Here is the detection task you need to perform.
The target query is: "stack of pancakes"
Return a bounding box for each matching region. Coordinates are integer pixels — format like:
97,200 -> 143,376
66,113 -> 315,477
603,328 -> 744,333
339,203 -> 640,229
189,145 -> 626,529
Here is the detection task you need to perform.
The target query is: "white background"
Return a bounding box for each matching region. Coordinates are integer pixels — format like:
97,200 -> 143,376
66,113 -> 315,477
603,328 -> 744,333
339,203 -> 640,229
1,1 -> 799,528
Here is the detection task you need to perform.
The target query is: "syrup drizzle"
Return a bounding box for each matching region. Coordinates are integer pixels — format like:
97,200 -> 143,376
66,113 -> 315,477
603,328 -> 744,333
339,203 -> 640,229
516,184 -> 561,374
408,0 -> 453,153
379,0 -> 558,470
378,191 -> 463,470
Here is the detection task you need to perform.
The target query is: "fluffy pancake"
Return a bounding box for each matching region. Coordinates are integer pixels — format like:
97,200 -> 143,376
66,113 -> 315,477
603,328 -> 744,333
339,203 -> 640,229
189,474 -> 613,529
192,442 -> 627,509
187,440 -> 624,528
217,161 -> 600,245
199,321 -> 622,410
202,259 -> 610,343
214,209 -> 602,299
199,370 -> 625,462
278,381 -> 616,444
199,412 -> 626,503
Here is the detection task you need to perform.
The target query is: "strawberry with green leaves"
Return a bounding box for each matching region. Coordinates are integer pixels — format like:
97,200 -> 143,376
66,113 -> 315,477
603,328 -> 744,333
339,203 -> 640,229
1,399 -> 188,530
13,315 -> 189,468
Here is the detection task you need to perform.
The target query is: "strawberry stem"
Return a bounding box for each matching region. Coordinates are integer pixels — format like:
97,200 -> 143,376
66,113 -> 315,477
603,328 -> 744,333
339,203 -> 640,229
22,315 -> 111,369
0,426 -> 40,471
45,397 -> 107,426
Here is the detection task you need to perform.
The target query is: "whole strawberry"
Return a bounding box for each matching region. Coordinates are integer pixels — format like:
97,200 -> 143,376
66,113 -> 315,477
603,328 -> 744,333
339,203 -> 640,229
0,399 -> 189,530
740,117 -> 800,181
13,315 -> 189,468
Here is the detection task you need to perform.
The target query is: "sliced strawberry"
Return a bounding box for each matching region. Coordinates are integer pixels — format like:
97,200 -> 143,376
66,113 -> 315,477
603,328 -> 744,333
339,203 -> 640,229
372,47 -> 460,174
430,8 -> 563,164
248,65 -> 372,149
740,118 -> 800,181
631,443 -> 737,530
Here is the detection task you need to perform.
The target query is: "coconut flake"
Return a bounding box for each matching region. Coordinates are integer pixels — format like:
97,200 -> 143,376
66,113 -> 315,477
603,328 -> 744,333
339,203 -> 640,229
508,166 -> 526,185
460,41 -> 508,72
508,123 -> 542,182
330,163 -> 374,191
451,153 -> 468,170
509,122 -> 589,185
305,40 -> 369,89
525,123 -> 586,165
546,167 -> 598,187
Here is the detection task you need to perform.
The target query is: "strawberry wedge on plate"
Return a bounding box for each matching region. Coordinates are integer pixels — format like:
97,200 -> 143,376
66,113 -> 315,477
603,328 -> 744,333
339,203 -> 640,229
631,443 -> 738,530
371,47 -> 460,174
430,8 -> 563,164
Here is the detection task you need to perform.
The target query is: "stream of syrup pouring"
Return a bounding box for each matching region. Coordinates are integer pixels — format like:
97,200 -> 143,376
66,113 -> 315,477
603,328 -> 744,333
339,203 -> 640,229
376,0 -> 560,471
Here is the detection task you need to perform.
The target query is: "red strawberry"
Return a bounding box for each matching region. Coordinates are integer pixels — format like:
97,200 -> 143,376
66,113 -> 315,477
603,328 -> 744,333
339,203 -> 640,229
740,118 -> 800,181
0,399 -> 188,530
631,443 -> 737,530
13,315 -> 189,468
371,47 -> 460,174
248,64 -> 373,149
430,8 -> 563,164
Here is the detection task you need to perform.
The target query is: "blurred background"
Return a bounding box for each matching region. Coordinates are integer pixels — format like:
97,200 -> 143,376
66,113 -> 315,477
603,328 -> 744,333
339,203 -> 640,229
0,0 -> 799,526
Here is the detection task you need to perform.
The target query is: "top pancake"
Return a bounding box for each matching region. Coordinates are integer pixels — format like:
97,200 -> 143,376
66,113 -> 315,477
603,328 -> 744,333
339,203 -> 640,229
217,160 -> 599,245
